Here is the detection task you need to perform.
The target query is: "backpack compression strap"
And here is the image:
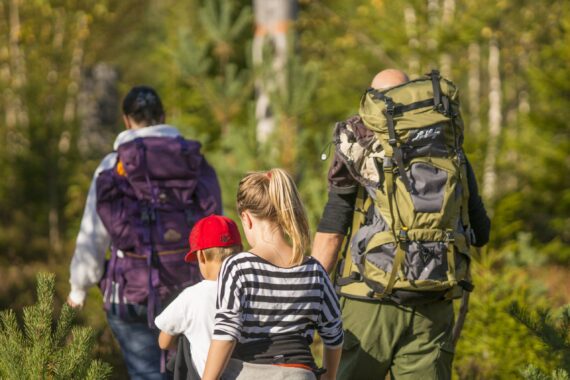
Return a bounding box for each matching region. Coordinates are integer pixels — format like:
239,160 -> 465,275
382,97 -> 415,194
335,187 -> 370,288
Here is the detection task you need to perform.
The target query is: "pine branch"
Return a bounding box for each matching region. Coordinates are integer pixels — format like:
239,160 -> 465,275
522,364 -> 552,380
173,28 -> 212,78
54,326 -> 96,378
84,360 -> 113,380
552,369 -> 570,380
23,272 -> 56,379
0,310 -> 26,379
509,302 -> 570,352
53,303 -> 75,346
0,273 -> 111,379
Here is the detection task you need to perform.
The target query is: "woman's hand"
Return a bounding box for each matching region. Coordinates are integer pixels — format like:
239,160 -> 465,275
321,345 -> 342,380
202,339 -> 236,380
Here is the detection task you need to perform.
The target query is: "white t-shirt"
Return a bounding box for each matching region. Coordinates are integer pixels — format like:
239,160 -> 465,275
155,280 -> 217,377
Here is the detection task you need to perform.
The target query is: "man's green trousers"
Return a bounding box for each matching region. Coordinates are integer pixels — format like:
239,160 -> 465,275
338,297 -> 455,380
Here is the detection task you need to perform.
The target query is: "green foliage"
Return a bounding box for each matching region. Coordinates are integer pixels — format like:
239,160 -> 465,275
454,250 -> 558,378
0,0 -> 569,377
0,273 -> 111,379
522,366 -> 570,380
509,302 -> 570,378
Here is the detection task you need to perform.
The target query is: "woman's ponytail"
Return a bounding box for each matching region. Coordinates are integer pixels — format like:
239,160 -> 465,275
267,169 -> 310,265
236,168 -> 310,265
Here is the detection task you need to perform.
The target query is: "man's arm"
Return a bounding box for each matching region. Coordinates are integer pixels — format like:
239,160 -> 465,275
465,158 -> 491,246
311,233 -> 345,274
312,190 -> 357,274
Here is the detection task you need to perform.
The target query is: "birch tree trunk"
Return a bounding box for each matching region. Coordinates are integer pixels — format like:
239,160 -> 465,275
426,0 -> 440,69
468,42 -> 481,133
49,11 -> 89,255
482,37 -> 502,204
439,0 -> 455,77
6,0 -> 28,150
252,0 -> 296,144
404,5 -> 420,77
63,12 -> 88,124
0,1 -> 9,151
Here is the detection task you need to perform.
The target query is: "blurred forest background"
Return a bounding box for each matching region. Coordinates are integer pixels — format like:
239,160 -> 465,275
0,0 -> 568,378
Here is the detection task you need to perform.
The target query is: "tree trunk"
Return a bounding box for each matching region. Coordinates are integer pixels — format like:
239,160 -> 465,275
426,0 -> 440,60
404,5 -> 420,77
8,0 -> 28,133
439,0 -> 455,77
63,12 -> 88,124
252,0 -> 296,144
482,37 -> 502,205
468,42 -> 481,133
0,1 -> 9,151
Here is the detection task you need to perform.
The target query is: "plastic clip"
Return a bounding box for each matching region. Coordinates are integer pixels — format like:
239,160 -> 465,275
398,228 -> 409,242
385,98 -> 395,115
445,229 -> 455,243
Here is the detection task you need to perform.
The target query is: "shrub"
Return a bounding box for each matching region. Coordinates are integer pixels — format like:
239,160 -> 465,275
0,273 -> 111,379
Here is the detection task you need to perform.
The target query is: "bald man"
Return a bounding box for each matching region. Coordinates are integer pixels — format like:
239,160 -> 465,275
312,69 -> 490,380
370,68 -> 409,90
313,68 -> 410,272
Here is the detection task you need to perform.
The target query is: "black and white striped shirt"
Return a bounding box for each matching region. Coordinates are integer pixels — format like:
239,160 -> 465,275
213,252 -> 343,348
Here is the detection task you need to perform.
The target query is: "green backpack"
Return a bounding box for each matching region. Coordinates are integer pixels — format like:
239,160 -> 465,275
334,70 -> 474,305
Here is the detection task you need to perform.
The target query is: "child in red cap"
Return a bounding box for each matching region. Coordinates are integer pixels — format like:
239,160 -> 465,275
154,215 -> 242,378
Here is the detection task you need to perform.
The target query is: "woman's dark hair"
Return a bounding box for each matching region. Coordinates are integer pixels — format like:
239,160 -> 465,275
122,86 -> 165,127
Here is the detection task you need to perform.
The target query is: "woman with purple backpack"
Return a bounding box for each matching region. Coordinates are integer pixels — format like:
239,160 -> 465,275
67,86 -> 222,379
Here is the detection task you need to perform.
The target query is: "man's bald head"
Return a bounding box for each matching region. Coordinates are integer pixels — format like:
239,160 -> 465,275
370,69 -> 409,90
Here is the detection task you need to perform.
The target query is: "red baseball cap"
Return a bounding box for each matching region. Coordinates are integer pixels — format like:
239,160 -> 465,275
184,215 -> 242,262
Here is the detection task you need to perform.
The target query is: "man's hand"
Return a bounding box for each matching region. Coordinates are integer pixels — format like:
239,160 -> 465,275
311,232 -> 345,274
66,296 -> 83,309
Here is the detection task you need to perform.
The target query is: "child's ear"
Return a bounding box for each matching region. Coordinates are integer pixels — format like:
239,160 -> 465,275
197,250 -> 207,264
240,211 -> 253,229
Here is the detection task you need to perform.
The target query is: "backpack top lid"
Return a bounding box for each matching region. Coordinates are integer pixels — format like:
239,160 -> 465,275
359,73 -> 461,136
117,136 -> 203,181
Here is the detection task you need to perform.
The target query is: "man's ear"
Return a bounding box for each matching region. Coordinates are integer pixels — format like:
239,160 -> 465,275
123,115 -> 133,130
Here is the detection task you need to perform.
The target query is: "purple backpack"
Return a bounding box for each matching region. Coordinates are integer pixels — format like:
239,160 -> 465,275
96,136 -> 222,325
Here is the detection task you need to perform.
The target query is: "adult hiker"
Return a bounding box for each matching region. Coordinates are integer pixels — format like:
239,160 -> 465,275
67,85 -> 222,379
312,69 -> 490,379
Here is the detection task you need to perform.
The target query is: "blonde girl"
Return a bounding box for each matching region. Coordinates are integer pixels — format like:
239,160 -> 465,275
202,169 -> 343,380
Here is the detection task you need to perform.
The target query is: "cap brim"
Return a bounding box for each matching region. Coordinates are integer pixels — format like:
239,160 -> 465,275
184,250 -> 197,263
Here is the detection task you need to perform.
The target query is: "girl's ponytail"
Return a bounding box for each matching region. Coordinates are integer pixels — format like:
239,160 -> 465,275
267,169 -> 310,265
236,168 -> 310,265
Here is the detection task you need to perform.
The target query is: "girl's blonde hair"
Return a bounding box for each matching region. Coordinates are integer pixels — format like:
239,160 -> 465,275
236,168 -> 310,265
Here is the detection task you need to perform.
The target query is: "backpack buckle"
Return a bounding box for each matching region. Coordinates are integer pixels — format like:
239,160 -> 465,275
185,209 -> 194,225
141,207 -> 156,224
398,228 -> 409,242
445,229 -> 455,243
385,98 -> 395,115
141,209 -> 150,224
349,272 -> 362,282
150,251 -> 160,268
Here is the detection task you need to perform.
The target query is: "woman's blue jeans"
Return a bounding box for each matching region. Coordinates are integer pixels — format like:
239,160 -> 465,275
106,303 -> 163,380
